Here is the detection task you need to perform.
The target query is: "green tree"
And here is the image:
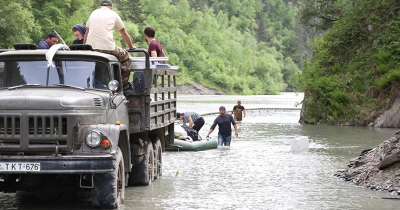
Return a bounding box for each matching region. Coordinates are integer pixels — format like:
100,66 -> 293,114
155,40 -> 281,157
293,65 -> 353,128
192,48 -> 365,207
0,0 -> 40,48
298,0 -> 400,125
298,0 -> 344,30
0,0 -> 307,95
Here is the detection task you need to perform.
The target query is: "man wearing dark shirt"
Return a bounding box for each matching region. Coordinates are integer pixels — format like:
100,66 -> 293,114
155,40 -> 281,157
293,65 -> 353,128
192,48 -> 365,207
145,26 -> 165,85
206,106 -> 238,147
72,24 -> 86,44
232,100 -> 246,121
37,32 -> 59,49
144,26 -> 164,58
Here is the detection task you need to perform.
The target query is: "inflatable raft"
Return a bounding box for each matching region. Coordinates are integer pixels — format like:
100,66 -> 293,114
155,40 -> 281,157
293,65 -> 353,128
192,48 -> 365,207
166,137 -> 218,151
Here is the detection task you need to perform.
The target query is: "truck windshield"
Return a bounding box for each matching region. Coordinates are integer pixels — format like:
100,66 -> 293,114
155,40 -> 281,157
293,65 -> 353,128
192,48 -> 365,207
0,60 -> 110,90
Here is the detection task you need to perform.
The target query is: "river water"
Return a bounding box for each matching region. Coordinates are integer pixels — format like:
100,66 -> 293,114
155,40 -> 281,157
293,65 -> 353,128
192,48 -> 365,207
1,93 -> 400,209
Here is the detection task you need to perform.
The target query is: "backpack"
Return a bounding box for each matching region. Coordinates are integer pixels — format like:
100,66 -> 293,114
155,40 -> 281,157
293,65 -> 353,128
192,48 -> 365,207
181,125 -> 199,141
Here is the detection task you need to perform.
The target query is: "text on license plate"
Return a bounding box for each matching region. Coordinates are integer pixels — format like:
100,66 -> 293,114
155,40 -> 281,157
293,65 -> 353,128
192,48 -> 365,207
0,163 -> 41,171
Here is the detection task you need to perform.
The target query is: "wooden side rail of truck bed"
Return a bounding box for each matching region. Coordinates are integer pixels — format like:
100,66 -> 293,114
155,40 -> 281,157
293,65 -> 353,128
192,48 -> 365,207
125,49 -> 178,134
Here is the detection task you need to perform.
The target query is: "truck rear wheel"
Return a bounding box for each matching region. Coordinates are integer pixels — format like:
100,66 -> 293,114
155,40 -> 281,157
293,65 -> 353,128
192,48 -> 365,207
153,138 -> 162,179
92,147 -> 125,209
128,140 -> 154,186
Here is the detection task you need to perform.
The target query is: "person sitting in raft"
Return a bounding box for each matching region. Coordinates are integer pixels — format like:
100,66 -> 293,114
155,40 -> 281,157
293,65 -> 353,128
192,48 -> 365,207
176,112 -> 205,133
231,100 -> 246,121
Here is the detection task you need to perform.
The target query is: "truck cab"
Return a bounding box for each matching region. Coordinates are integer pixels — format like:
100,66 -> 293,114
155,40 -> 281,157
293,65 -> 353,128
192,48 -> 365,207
0,44 -> 177,208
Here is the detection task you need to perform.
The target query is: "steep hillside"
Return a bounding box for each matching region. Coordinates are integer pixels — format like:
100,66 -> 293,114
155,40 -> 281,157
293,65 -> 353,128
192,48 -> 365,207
298,0 -> 400,126
0,0 -> 307,94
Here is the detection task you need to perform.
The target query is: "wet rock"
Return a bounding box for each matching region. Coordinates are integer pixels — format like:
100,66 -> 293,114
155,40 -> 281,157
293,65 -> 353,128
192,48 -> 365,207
375,98 -> 400,128
335,131 -> 400,195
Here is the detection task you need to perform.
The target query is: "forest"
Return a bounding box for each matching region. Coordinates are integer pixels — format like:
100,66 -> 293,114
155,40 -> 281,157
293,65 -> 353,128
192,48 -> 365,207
0,0 -> 308,94
297,0 -> 400,125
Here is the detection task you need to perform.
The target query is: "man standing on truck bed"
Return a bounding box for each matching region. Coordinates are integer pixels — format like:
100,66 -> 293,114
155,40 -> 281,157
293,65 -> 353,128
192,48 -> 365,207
84,0 -> 136,90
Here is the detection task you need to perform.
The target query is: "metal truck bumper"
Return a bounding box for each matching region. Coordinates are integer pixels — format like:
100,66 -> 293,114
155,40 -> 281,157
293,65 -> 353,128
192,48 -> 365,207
0,154 -> 114,174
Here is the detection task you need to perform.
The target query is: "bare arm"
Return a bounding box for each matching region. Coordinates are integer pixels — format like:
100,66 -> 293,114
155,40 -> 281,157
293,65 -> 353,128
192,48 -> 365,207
243,109 -> 246,117
150,51 -> 157,57
188,117 -> 193,128
119,28 -> 136,49
83,28 -> 89,44
233,124 -> 238,137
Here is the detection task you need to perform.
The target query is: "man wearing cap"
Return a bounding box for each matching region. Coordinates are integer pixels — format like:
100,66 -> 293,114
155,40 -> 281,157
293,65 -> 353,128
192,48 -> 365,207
37,32 -> 59,49
176,112 -> 205,133
84,0 -> 136,90
206,106 -> 238,147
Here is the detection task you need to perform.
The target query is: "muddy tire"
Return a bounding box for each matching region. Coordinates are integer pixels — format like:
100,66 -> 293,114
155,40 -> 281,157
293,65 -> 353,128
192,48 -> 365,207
92,147 -> 125,209
153,139 -> 162,179
128,140 -> 154,186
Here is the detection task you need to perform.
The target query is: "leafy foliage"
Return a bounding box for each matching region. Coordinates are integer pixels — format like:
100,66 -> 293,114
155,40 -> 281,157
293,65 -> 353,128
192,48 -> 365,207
298,0 -> 400,125
0,0 -> 305,94
298,0 -> 344,31
0,0 -> 40,48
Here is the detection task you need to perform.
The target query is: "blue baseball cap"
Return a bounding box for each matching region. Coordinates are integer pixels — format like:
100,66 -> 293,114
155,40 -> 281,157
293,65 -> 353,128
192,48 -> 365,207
219,106 -> 226,110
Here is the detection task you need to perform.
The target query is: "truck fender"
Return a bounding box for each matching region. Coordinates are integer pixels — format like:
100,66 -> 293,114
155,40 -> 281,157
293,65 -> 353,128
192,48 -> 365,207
95,124 -> 131,173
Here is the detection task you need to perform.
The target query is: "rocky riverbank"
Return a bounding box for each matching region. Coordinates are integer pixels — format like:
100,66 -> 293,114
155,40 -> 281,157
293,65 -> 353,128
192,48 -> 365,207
335,130 -> 400,195
177,82 -> 221,95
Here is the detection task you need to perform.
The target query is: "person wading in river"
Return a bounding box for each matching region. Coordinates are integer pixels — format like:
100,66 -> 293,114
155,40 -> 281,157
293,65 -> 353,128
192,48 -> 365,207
206,106 -> 238,147
176,112 -> 205,133
231,100 -> 246,121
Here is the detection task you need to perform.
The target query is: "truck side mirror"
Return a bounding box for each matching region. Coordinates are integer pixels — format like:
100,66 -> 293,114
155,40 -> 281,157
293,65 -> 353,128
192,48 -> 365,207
108,80 -> 119,93
108,80 -> 119,109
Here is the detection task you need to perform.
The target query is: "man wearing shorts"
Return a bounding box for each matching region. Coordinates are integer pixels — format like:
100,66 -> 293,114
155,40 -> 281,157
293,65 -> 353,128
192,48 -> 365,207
206,106 -> 238,147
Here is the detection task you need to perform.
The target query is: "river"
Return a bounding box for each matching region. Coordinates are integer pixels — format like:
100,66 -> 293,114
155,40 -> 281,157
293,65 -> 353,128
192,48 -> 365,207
1,93 -> 399,209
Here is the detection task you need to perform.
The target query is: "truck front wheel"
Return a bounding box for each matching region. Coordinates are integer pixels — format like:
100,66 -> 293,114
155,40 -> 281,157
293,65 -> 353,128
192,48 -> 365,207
92,147 -> 125,209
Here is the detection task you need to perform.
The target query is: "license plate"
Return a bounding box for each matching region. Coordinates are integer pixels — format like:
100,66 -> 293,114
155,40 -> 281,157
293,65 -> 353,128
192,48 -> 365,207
0,163 -> 41,171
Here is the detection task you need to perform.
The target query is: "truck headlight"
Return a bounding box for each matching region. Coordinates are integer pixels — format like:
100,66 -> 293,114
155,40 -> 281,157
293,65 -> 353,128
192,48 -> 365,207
85,130 -> 103,147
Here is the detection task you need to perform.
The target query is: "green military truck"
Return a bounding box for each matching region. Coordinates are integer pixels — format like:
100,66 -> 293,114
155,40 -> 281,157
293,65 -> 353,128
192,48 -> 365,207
0,44 -> 177,208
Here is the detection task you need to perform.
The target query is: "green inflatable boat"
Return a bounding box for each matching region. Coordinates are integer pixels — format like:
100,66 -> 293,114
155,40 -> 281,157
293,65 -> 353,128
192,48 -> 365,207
166,138 -> 218,151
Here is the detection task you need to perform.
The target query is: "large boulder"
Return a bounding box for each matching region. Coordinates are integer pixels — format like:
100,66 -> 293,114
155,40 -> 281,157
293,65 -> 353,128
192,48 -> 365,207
374,98 -> 400,128
335,130 -> 400,194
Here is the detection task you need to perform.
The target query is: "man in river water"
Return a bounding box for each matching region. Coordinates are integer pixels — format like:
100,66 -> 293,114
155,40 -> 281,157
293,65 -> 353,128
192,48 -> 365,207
206,106 -> 238,147
231,100 -> 246,121
176,112 -> 205,133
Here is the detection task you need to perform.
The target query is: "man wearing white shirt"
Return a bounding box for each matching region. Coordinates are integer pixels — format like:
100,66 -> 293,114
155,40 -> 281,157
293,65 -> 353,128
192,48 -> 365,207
84,0 -> 136,90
